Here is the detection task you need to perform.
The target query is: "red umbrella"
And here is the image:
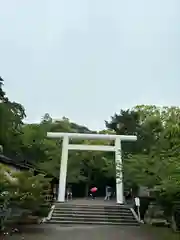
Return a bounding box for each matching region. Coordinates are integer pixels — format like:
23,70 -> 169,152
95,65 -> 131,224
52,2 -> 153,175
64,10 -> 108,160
90,187 -> 97,193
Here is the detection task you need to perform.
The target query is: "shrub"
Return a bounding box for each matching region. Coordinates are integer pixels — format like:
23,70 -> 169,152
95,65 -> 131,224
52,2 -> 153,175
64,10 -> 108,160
0,164 -> 51,230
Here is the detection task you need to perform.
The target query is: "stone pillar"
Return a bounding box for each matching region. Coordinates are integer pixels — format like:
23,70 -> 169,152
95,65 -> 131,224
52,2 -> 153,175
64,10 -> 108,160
115,137 -> 123,204
58,136 -> 69,202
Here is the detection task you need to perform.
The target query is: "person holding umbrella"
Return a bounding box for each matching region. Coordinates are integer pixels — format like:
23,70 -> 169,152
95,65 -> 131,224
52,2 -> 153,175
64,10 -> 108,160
90,186 -> 98,200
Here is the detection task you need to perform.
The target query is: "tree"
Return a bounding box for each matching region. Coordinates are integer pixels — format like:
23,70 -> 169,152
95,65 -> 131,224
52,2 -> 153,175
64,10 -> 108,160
0,77 -> 7,101
105,109 -> 141,155
41,113 -> 52,124
0,77 -> 26,159
0,164 -> 51,230
66,138 -> 116,196
106,106 -> 180,204
11,170 -> 51,213
116,106 -> 180,218
2,76 -> 180,222
35,117 -> 93,181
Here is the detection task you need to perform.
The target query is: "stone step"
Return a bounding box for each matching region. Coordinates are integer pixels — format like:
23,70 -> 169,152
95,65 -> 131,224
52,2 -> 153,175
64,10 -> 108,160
52,214 -> 134,221
55,204 -> 128,209
54,207 -> 130,212
53,210 -> 130,215
49,204 -> 139,226
53,212 -> 133,218
55,204 -> 129,209
53,213 -> 132,218
48,220 -> 139,226
51,216 -> 136,222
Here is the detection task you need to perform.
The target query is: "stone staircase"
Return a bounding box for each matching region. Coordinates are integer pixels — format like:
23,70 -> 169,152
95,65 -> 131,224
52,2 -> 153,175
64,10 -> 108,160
48,203 -> 139,226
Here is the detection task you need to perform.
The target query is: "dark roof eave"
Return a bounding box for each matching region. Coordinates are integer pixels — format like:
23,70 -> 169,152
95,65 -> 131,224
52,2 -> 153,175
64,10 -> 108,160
0,154 -> 56,179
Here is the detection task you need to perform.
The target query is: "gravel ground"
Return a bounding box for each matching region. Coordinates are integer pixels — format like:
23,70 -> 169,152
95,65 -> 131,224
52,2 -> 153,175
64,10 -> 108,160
3,224 -> 179,240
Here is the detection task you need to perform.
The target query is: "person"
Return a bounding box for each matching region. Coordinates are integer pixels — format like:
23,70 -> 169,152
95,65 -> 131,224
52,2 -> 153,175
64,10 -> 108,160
90,187 -> 97,200
125,188 -> 133,203
104,186 -> 111,201
66,186 -> 72,201
134,196 -> 141,221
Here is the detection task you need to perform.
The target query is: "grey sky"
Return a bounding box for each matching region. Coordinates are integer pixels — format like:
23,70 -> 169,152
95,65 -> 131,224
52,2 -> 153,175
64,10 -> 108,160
0,0 -> 179,130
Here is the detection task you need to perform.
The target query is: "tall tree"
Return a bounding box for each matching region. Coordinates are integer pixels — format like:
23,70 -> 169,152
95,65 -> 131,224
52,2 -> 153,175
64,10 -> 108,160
0,77 -> 26,158
105,109 -> 141,155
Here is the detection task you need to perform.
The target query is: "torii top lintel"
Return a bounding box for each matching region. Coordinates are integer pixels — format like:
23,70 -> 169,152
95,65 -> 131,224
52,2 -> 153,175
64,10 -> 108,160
47,132 -> 137,141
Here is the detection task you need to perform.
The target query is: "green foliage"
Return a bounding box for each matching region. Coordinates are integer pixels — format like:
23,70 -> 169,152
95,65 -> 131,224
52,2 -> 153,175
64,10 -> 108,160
11,171 -> 50,210
0,77 -> 26,159
0,164 -> 50,229
1,77 -> 180,218
106,105 -> 180,214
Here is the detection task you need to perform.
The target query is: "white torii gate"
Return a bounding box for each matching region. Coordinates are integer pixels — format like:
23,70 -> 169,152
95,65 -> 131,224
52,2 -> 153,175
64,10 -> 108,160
47,132 -> 137,204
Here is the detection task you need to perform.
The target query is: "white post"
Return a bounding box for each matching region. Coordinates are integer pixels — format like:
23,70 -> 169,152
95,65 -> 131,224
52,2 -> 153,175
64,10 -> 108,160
58,135 -> 69,202
115,137 -> 123,204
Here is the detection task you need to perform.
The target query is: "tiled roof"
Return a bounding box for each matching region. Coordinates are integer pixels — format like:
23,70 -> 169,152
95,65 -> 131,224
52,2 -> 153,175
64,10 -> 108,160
0,154 -> 32,170
0,154 -> 56,179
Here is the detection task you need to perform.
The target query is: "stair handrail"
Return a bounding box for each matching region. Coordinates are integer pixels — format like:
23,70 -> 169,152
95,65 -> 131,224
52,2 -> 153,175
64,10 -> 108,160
130,207 -> 144,223
40,204 -> 55,223
46,205 -> 55,221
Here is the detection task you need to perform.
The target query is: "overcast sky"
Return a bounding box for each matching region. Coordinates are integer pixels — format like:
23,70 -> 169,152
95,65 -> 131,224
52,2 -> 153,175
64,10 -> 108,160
0,0 -> 180,130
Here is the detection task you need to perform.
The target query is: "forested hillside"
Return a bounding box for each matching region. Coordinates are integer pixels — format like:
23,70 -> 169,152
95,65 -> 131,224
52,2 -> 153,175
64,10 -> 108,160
1,77 -> 180,207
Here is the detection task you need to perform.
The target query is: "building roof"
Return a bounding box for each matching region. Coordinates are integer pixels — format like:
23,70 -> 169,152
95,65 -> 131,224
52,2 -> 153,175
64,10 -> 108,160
0,154 -> 34,170
0,154 -> 56,180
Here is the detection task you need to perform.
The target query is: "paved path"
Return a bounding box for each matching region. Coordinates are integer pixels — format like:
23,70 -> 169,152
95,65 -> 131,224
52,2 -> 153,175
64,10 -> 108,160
7,224 -> 179,240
